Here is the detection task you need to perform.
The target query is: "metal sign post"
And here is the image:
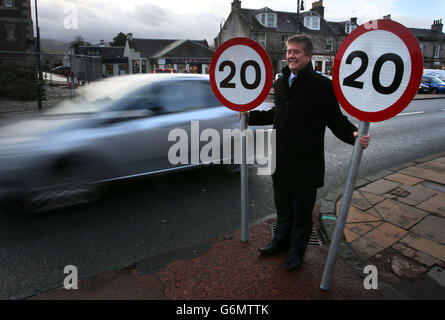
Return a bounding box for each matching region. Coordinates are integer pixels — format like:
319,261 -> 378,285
209,37 -> 273,243
320,19 -> 422,290
320,121 -> 370,291
240,112 -> 248,242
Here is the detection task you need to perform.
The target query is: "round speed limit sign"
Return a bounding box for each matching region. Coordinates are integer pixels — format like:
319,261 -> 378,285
333,19 -> 423,122
210,37 -> 273,112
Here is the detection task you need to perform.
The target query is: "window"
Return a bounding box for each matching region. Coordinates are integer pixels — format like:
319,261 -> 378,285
345,22 -> 357,34
7,26 -> 15,39
304,15 -> 320,30
256,13 -> 277,28
5,0 -> 13,8
434,44 -> 440,58
281,35 -> 288,49
326,36 -> 333,52
256,33 -> 266,48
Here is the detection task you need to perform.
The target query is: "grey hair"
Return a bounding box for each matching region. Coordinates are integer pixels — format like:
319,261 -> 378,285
286,34 -> 313,55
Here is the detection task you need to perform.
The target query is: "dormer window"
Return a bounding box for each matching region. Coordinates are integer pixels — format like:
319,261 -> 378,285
304,14 -> 320,30
256,13 -> 277,28
345,21 -> 357,34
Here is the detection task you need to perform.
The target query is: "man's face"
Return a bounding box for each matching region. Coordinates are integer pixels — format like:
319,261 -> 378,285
286,41 -> 312,75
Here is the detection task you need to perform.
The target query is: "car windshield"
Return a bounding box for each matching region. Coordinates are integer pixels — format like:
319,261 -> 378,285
46,76 -> 156,114
431,77 -> 445,84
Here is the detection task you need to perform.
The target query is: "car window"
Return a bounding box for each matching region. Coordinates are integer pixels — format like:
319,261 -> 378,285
156,80 -> 220,113
431,77 -> 444,84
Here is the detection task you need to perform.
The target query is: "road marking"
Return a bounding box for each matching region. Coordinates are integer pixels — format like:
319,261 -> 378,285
397,111 -> 425,116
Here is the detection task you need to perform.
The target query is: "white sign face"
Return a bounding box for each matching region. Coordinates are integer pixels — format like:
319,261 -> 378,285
214,45 -> 267,105
333,19 -> 423,122
339,30 -> 411,113
210,37 -> 273,112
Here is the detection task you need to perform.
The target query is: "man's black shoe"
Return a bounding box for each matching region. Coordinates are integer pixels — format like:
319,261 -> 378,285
284,255 -> 303,271
258,241 -> 289,255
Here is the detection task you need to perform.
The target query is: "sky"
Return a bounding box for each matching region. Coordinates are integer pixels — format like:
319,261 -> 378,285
32,0 -> 445,44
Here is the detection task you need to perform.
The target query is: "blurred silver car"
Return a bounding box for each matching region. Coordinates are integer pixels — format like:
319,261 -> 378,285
0,74 -> 256,212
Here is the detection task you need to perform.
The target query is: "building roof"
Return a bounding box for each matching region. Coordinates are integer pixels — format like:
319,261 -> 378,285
128,39 -> 213,59
237,7 -> 355,35
409,28 -> 445,40
79,46 -> 125,58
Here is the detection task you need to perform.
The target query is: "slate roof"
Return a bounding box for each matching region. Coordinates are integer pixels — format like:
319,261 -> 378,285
409,28 -> 445,40
128,39 -> 213,59
79,46 -> 125,58
237,7 -> 355,36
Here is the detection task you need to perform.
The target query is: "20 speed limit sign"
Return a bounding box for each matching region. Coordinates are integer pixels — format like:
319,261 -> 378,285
210,37 -> 273,112
333,19 -> 423,122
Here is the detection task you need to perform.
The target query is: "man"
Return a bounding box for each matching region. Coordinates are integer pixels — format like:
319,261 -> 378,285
246,34 -> 370,270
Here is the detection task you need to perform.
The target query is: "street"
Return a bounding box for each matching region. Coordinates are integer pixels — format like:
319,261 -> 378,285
0,98 -> 444,299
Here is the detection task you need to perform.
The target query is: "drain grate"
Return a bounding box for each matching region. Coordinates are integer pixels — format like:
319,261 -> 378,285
272,223 -> 325,247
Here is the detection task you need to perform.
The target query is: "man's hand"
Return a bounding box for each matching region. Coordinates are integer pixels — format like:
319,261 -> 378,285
353,132 -> 370,149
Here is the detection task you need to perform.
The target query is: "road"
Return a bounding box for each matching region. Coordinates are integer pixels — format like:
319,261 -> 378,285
0,98 -> 444,299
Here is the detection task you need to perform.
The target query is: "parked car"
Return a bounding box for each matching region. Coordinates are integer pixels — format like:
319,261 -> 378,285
420,75 -> 445,94
0,74 -> 253,213
50,66 -> 71,77
418,83 -> 430,93
153,68 -> 177,74
423,69 -> 445,82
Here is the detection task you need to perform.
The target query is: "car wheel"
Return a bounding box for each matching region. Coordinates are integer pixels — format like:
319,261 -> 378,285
432,88 -> 439,94
12,159 -> 108,214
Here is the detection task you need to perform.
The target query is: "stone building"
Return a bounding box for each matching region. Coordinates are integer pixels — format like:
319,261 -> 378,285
215,0 -> 358,75
124,33 -> 214,74
410,19 -> 444,69
0,0 -> 35,66
215,1 -> 445,73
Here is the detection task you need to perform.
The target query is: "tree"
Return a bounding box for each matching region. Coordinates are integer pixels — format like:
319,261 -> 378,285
70,35 -> 85,54
110,32 -> 127,47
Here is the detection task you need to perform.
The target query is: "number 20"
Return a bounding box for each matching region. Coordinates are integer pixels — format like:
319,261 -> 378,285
219,60 -> 261,90
343,50 -> 404,95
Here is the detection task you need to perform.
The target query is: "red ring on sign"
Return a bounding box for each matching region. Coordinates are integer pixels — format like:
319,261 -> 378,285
210,37 -> 273,112
333,19 -> 423,122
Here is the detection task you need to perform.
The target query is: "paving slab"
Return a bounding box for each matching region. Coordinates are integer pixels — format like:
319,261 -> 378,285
400,233 -> 445,262
416,193 -> 445,217
359,179 -> 401,195
410,215 -> 445,245
336,202 -> 382,223
364,223 -> 408,249
351,191 -> 373,211
392,243 -> 445,268
360,191 -> 386,205
346,221 -> 382,236
385,173 -> 424,186
344,228 -> 361,243
427,267 -> 445,287
399,166 -> 445,185
375,199 -> 429,229
399,184 -> 437,205
350,237 -> 385,260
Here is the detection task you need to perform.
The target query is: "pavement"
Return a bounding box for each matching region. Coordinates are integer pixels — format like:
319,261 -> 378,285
27,152 -> 445,300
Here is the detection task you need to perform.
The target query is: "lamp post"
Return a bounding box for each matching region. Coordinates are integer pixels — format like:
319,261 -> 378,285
297,0 -> 305,33
34,0 -> 43,112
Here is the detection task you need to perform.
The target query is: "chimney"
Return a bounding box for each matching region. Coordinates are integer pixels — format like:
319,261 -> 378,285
311,0 -> 324,19
231,0 -> 241,12
127,33 -> 133,41
350,17 -> 357,25
383,14 -> 391,20
432,19 -> 443,33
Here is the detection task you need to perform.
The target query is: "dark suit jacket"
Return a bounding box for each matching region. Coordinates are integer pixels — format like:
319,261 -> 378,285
248,63 -> 357,188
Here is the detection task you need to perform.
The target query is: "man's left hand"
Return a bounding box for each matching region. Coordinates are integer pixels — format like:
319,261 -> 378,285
353,132 -> 370,149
